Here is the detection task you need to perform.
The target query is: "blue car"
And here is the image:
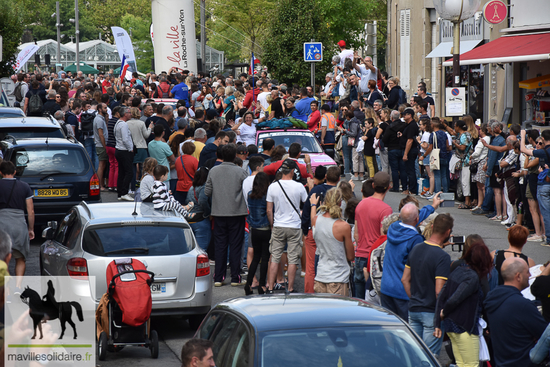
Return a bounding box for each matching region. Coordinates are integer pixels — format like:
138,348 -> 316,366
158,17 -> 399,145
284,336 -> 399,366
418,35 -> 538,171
195,294 -> 441,367
1,136 -> 101,223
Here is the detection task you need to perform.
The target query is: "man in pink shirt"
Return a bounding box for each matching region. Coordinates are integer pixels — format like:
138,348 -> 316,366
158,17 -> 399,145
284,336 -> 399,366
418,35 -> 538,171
354,171 -> 392,298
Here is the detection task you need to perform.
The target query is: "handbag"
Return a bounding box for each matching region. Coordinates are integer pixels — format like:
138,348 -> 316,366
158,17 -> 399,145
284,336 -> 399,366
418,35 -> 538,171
470,161 -> 479,175
429,132 -> 440,170
347,137 -> 355,147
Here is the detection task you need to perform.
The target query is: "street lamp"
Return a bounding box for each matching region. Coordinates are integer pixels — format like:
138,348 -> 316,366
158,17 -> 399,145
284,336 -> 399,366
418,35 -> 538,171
432,0 -> 480,120
52,2 -> 63,72
69,0 -> 80,72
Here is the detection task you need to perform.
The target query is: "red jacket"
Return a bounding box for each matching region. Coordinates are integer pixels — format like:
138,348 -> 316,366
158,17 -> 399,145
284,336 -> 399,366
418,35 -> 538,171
263,158 -> 312,179
243,88 -> 261,109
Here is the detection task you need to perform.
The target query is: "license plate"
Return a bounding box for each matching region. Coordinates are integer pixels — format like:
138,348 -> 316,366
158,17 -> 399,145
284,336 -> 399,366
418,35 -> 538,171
34,188 -> 69,197
150,283 -> 166,294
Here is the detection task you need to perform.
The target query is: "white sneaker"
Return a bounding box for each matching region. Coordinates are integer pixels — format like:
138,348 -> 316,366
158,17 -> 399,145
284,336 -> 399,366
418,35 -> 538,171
301,271 -> 306,277
121,194 -> 134,201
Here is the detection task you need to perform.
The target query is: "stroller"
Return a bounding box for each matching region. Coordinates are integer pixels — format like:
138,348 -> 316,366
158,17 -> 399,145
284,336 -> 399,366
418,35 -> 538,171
96,258 -> 159,360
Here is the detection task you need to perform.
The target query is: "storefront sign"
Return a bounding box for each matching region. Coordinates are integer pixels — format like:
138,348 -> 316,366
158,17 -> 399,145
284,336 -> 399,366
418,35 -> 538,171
440,15 -> 484,43
446,87 -> 466,116
483,0 -> 507,25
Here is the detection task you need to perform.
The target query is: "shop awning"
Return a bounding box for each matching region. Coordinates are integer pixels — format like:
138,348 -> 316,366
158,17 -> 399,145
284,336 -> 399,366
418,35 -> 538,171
426,40 -> 482,58
442,32 -> 550,66
519,74 -> 550,89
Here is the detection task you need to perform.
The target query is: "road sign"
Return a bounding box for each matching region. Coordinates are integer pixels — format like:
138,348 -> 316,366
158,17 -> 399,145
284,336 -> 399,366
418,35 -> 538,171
445,87 -> 466,116
304,42 -> 323,62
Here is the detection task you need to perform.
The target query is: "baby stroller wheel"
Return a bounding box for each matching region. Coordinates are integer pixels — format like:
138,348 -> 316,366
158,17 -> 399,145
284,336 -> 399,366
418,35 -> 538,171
150,330 -> 159,359
98,332 -> 108,361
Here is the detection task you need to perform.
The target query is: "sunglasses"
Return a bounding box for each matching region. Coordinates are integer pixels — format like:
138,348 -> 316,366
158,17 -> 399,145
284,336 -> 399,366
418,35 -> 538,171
537,142 -> 543,145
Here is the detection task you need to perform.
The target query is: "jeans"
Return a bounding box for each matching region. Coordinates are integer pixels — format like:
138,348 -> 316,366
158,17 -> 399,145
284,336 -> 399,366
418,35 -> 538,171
354,257 -> 368,299
342,144 -> 352,174
376,154 -> 382,171
115,149 -> 134,197
433,157 -> 449,193
404,148 -> 418,194
481,177 -> 495,212
380,292 -> 409,321
247,228 -> 271,289
84,138 -> 98,172
190,218 -> 212,251
388,149 -> 406,191
241,230 -> 250,266
530,322 -> 550,364
409,311 -> 443,356
380,148 -> 390,174
537,185 -> 550,244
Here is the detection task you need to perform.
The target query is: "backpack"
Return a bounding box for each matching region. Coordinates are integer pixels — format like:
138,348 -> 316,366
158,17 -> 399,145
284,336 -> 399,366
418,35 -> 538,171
80,111 -> 96,134
28,90 -> 43,115
14,83 -> 23,102
398,88 -> 407,105
369,240 -> 387,293
158,83 -> 170,98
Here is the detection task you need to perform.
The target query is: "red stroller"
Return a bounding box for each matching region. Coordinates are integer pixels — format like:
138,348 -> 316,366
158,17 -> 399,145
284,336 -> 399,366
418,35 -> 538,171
96,258 -> 159,360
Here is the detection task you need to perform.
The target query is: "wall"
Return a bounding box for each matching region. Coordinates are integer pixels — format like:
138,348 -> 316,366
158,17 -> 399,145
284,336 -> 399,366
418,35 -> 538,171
509,0 -> 550,28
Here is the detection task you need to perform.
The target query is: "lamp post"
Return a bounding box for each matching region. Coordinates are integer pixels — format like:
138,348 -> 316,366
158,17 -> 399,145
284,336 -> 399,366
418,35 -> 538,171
55,2 -> 61,72
432,0 -> 480,121
75,0 -> 80,73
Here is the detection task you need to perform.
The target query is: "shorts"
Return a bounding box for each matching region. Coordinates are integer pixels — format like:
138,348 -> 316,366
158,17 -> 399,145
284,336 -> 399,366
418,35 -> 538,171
422,156 -> 430,166
489,171 -> 502,188
12,249 -> 24,259
269,227 -> 303,265
314,281 -> 349,296
96,146 -> 108,161
133,148 -> 148,164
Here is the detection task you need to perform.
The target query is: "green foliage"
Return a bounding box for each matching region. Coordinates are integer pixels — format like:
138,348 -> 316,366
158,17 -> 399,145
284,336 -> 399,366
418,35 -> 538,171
263,0 -> 333,86
120,14 -> 154,73
0,0 -> 24,75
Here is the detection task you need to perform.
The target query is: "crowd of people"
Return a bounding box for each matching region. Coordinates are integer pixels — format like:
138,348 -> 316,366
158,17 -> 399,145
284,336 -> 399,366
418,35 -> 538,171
5,40 -> 550,367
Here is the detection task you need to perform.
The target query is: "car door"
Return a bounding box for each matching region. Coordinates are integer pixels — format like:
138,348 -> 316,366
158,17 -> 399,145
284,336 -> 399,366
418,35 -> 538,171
43,209 -> 81,275
209,313 -> 242,367
223,322 -> 252,367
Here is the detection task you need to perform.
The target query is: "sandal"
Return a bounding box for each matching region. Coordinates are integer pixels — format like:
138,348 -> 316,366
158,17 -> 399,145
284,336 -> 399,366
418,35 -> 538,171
458,203 -> 472,209
470,206 -> 480,211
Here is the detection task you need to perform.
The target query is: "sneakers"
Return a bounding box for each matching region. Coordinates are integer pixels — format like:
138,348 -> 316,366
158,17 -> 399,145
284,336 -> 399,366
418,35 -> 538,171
231,279 -> 246,286
541,242 -> 550,248
300,271 -> 306,277
214,282 -> 223,287
119,194 -> 134,201
273,283 -> 286,291
527,234 -> 543,242
422,192 -> 434,199
505,223 -> 514,230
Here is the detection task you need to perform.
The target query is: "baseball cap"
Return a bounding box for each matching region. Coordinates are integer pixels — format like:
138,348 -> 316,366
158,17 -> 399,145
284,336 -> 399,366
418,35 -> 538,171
337,40 -> 346,47
373,172 -> 390,190
403,108 -> 415,116
200,78 -> 207,83
237,145 -> 248,154
281,158 -> 298,171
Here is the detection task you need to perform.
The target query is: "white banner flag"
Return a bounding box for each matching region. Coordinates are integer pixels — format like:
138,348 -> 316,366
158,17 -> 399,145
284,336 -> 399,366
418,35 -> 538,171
111,26 -> 138,74
13,44 -> 40,72
151,0 -> 197,74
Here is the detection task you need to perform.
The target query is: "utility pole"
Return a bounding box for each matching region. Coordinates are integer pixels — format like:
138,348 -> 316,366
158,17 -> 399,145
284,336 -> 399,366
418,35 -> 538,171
56,1 -> 61,72
75,0 -> 80,72
200,0 -> 206,73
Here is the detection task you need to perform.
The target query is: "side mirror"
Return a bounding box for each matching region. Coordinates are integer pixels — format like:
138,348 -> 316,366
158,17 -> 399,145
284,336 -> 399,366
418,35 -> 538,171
47,221 -> 57,230
42,227 -> 55,240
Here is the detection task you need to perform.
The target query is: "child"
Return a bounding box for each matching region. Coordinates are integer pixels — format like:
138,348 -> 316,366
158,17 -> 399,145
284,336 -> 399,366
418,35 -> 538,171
140,157 -> 158,202
152,165 -> 194,217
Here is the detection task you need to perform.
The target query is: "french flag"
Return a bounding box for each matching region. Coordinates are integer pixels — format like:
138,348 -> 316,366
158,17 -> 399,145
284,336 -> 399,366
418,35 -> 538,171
249,53 -> 258,75
120,55 -> 132,81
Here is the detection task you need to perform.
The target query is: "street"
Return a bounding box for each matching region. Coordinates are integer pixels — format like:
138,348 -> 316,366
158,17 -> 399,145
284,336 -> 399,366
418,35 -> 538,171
20,185 -> 550,366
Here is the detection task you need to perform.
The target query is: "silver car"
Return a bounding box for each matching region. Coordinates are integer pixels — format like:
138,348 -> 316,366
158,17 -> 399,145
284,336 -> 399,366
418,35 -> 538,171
40,201 -> 212,328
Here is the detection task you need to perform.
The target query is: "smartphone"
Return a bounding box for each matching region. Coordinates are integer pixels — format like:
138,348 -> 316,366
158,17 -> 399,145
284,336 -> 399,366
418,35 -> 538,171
450,235 -> 465,252
450,235 -> 465,243
440,192 -> 455,207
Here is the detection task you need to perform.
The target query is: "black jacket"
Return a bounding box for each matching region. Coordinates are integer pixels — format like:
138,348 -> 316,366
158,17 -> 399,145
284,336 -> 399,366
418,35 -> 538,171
42,99 -> 61,117
382,119 -> 405,151
387,85 -> 402,110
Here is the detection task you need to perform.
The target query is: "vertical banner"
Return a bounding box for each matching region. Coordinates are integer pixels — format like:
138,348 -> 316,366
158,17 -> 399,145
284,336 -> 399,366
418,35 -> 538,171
151,0 -> 197,74
111,26 -> 138,74
13,45 -> 40,72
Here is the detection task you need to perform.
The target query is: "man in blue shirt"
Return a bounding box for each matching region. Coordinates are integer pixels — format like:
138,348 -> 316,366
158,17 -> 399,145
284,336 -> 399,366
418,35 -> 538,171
170,73 -> 189,107
294,87 -> 315,122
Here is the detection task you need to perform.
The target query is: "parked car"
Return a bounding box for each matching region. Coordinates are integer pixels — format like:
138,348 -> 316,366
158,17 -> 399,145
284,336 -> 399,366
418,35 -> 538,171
1,137 -> 100,222
0,116 -> 65,140
0,107 -> 25,118
256,129 -> 337,172
195,294 -> 441,367
40,202 -> 212,327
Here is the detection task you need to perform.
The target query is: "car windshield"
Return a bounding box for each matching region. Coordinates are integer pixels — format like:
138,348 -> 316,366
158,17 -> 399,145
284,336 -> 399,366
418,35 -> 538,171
83,225 -> 195,256
11,146 -> 89,177
260,326 -> 436,367
0,128 -> 64,139
257,131 -> 323,154
0,112 -> 24,118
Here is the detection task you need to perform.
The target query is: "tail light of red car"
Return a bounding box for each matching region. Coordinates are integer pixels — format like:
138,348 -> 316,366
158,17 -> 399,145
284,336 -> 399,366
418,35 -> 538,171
196,254 -> 210,277
67,257 -> 88,278
90,173 -> 100,196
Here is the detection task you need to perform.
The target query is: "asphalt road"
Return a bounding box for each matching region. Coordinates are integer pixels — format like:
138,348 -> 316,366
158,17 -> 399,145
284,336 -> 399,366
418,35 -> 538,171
20,184 -> 550,366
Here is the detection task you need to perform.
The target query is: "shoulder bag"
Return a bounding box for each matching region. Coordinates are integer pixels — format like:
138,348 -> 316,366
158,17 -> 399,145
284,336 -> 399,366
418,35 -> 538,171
276,180 -> 301,218
429,132 -> 440,170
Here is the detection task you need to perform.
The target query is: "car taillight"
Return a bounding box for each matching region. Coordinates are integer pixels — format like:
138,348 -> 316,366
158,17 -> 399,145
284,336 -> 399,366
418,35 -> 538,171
90,173 -> 100,196
196,254 -> 210,277
67,257 -> 88,278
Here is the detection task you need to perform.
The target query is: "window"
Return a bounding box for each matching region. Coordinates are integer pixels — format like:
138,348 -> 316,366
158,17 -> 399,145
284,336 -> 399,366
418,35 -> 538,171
257,131 -> 323,153
225,323 -> 250,367
197,313 -> 222,340
399,9 -> 411,91
55,210 -> 79,249
211,315 -> 239,367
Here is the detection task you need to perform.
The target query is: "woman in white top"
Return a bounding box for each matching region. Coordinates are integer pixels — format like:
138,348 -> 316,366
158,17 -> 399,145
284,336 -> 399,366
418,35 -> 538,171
469,122 -> 491,211
310,188 -> 354,296
232,111 -> 260,147
417,117 -> 435,198
139,157 -> 158,201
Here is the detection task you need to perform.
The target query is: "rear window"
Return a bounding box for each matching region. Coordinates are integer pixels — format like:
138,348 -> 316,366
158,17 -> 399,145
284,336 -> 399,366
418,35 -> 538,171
0,127 -> 64,139
11,146 -> 89,177
82,225 -> 195,256
257,131 -> 323,153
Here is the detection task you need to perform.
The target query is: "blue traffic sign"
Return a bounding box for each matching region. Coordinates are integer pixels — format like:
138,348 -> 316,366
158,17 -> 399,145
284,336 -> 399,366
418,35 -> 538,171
304,42 -> 323,62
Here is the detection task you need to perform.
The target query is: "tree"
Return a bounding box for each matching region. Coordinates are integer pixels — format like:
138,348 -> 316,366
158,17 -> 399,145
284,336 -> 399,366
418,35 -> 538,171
263,0 -> 332,86
0,0 -> 25,75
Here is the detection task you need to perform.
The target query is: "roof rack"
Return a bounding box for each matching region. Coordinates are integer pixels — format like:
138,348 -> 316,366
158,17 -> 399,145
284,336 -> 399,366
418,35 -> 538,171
80,201 -> 94,219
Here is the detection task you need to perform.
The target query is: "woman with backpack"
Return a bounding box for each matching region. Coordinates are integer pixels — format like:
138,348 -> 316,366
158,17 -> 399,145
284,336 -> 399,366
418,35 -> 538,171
175,140 -> 198,205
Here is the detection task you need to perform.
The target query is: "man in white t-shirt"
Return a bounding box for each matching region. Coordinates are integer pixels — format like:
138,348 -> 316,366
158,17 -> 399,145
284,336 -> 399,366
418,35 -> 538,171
337,40 -> 354,68
256,82 -> 271,118
266,159 -> 308,293
353,54 -> 377,93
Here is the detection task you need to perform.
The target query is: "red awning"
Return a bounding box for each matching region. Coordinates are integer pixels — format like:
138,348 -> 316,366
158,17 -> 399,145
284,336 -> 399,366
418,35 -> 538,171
442,32 -> 550,66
